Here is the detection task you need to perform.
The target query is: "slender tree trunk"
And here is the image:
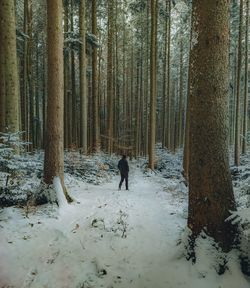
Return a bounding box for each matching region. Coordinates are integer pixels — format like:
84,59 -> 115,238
242,0 -> 249,154
130,41 -> 134,155
232,51 -> 238,146
229,51 -> 237,146
166,0 -> 171,149
135,58 -> 140,158
183,57 -> 191,179
42,36 -> 47,149
63,1 -> 69,149
27,0 -> 34,149
35,40 -> 41,148
170,83 -> 175,151
79,0 -> 88,153
122,9 -> 126,149
188,0 -> 236,251
91,0 -> 100,152
67,3 -> 73,148
148,0 -> 158,169
178,36 -> 184,147
0,6 -> 5,132
162,0 -> 168,148
21,0 -> 28,139
114,0 -> 119,150
140,55 -> 144,155
173,82 -> 178,151
145,0 -> 150,155
71,0 -> 77,147
234,0 -> 243,166
1,0 -> 20,133
88,68 -> 93,149
107,0 -> 114,154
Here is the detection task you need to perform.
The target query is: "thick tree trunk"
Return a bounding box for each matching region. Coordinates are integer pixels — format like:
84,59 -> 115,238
188,0 -> 236,251
79,0 -> 88,153
44,0 -> 65,188
1,0 -> 20,133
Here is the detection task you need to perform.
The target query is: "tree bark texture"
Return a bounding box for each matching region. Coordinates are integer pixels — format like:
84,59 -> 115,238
234,0 -> 243,165
242,0 -> 249,154
0,5 -> 6,132
1,0 -> 20,133
63,1 -> 69,148
148,0 -> 158,169
107,0 -> 114,154
44,0 -> 64,185
188,0 -> 237,251
79,0 -> 88,153
91,0 -> 100,152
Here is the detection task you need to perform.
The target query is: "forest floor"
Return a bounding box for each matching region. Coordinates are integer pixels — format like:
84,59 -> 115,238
0,155 -> 250,288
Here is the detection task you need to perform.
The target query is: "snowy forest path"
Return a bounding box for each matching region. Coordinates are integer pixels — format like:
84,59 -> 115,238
1,167 -> 249,287
0,167 -> 188,288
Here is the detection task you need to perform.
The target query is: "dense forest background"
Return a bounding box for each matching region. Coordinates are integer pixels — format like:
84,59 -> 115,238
0,0 -> 249,161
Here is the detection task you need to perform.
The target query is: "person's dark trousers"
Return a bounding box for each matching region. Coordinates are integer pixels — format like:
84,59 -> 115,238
119,172 -> 128,190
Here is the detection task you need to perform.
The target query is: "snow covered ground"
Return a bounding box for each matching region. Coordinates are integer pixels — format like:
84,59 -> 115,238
0,164 -> 250,288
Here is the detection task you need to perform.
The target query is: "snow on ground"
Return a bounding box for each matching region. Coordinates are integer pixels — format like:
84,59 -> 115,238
0,165 -> 250,288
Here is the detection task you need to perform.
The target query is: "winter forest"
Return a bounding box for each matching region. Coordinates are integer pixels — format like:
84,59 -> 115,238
0,0 -> 250,287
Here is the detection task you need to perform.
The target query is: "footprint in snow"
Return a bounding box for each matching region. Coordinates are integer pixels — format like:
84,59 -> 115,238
21,268 -> 38,288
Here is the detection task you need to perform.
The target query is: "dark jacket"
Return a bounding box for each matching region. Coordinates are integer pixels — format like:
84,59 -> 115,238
118,158 -> 129,175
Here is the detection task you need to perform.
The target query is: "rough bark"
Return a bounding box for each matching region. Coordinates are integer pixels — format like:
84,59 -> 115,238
183,47 -> 191,179
0,6 -> 5,132
71,0 -> 77,147
79,0 -> 88,153
166,0 -> 171,149
178,37 -> 184,147
148,0 -> 158,169
1,0 -> 20,133
188,0 -> 237,251
44,0 -> 65,187
27,0 -> 34,148
161,0 -> 168,148
234,0 -> 243,166
242,0 -> 249,154
107,0 -> 114,154
21,0 -> 28,139
144,0 -> 150,155
63,1 -> 69,148
91,0 -> 100,152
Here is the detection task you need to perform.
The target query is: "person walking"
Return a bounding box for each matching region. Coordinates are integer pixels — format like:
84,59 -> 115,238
118,155 -> 129,190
